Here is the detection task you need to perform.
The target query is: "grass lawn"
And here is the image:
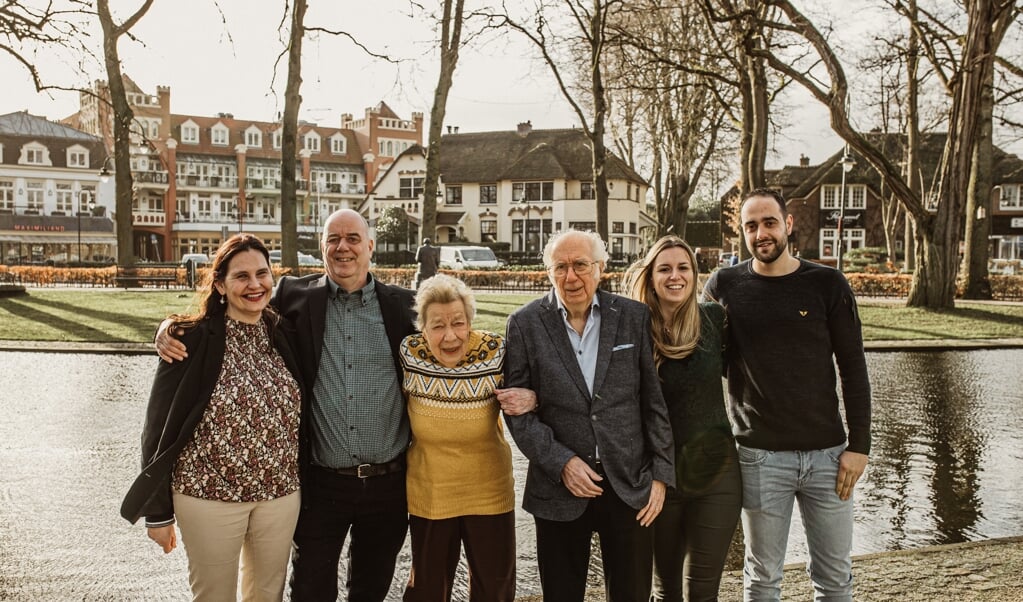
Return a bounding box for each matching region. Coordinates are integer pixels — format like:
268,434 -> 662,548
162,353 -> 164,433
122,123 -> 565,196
0,288 -> 1021,343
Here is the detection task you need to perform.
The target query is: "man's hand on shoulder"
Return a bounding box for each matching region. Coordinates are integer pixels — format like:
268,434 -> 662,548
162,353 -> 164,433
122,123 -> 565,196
155,319 -> 188,363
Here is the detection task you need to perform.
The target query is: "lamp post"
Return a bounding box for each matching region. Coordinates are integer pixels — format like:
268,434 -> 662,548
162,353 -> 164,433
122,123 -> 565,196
836,149 -> 856,272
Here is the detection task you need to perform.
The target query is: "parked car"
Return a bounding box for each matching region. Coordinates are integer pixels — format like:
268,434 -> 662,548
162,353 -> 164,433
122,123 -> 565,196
439,246 -> 500,270
718,252 -> 738,268
268,249 -> 322,266
180,253 -> 210,267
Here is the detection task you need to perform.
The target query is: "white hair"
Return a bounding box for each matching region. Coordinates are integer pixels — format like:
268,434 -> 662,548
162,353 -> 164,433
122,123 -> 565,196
542,229 -> 609,267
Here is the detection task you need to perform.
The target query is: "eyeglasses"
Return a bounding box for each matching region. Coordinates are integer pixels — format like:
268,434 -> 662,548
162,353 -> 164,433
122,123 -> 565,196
548,260 -> 599,277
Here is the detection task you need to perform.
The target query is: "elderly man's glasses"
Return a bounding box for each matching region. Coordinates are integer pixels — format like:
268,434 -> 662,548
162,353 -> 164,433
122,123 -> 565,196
548,260 -> 598,277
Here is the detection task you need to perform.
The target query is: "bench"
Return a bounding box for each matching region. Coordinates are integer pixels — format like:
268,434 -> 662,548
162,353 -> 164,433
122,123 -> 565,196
114,275 -> 178,289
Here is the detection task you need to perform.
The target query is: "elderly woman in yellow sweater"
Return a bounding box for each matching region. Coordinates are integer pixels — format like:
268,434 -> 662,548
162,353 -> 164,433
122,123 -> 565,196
399,273 -> 534,602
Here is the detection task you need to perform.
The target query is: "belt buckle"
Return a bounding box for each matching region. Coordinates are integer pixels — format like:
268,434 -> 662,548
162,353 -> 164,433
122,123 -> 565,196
356,463 -> 372,479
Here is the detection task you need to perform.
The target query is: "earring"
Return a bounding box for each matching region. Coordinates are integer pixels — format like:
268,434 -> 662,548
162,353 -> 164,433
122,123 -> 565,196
219,296 -> 225,305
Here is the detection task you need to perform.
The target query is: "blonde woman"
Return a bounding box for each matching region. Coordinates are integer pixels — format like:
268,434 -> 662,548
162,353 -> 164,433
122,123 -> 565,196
625,236 -> 741,602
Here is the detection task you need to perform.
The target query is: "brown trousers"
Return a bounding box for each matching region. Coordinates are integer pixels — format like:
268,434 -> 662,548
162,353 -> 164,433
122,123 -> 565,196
404,512 -> 516,602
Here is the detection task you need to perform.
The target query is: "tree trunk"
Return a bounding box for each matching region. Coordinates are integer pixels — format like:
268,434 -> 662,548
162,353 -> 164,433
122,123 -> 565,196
280,0 -> 307,269
591,0 -> 610,243
962,62 -> 995,299
422,0 -> 465,245
97,0 -> 154,267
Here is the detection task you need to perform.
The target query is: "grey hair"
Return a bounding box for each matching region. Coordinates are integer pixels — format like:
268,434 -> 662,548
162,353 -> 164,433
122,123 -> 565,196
541,229 -> 609,267
414,273 -> 476,331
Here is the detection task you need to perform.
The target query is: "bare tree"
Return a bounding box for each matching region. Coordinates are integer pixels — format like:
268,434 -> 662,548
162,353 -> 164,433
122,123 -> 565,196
753,0 -> 1019,309
1,1 -> 91,93
277,0 -> 306,269
421,0 -> 466,244
495,0 -> 621,242
97,0 -> 154,268
601,2 -> 733,239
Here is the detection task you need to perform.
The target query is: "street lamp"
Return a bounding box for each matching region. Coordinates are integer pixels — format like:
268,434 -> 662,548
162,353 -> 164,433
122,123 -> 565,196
836,149 -> 856,272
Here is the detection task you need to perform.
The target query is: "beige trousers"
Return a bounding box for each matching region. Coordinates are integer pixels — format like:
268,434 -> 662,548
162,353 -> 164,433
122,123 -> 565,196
173,491 -> 300,602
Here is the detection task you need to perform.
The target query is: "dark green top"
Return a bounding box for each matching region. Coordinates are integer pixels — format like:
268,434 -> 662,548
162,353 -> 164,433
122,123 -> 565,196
658,302 -> 733,491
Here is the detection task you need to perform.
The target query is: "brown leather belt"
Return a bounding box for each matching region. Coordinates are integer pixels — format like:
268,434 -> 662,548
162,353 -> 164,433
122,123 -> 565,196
320,458 -> 405,479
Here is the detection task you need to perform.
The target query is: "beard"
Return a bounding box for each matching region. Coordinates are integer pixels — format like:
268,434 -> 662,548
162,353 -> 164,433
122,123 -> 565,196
750,235 -> 787,264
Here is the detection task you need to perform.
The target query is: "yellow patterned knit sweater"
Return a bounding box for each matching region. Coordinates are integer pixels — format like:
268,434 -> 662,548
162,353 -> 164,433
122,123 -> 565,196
399,330 -> 514,520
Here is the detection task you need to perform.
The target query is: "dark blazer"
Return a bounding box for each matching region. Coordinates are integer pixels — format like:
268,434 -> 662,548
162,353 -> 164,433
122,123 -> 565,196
503,288 -> 675,521
120,312 -> 304,525
270,273 -> 417,468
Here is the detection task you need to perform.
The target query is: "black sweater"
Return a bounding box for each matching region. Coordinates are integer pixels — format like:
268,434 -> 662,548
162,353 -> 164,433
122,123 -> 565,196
703,259 -> 871,455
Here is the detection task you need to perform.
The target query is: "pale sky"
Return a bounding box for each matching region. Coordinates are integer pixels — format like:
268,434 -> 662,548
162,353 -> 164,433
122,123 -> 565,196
6,1 -> 1017,180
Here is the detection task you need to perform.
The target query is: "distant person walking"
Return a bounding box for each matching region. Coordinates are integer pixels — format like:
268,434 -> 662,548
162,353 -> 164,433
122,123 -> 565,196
415,238 -> 440,289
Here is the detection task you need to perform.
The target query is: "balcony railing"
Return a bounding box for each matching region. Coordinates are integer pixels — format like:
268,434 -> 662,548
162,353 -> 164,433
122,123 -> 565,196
132,170 -> 169,184
133,211 -> 166,226
298,180 -> 367,195
174,211 -> 280,225
176,174 -> 240,189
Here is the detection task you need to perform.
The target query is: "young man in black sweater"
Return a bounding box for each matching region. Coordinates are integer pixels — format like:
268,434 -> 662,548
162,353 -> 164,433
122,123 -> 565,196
703,188 -> 871,602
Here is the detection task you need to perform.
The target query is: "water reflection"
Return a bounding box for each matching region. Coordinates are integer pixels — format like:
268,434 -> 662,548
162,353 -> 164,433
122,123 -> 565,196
1,349 -> 1022,600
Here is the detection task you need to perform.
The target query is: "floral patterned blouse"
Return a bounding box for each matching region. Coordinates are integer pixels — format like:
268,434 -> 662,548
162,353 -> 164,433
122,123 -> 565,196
172,318 -> 301,502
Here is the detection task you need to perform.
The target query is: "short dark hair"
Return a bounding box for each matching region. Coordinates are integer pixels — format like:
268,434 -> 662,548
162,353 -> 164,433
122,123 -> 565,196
741,187 -> 787,216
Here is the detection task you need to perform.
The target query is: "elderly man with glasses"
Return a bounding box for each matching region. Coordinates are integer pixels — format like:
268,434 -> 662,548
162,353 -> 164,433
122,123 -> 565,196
501,229 -> 675,602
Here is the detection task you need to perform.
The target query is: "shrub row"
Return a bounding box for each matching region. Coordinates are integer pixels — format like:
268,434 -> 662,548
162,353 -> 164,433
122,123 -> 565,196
2,265 -> 1022,301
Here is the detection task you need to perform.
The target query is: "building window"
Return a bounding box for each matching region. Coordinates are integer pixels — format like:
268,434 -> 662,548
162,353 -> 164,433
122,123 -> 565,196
480,184 -> 497,204
481,219 -> 497,242
581,181 -> 594,200
304,133 -> 321,152
181,123 -> 199,144
331,136 -> 346,154
1000,184 -> 1022,210
25,181 -> 44,211
245,129 -> 262,148
67,149 -> 88,168
822,184 -> 866,210
821,227 -> 865,258
512,181 -> 554,202
399,177 -> 424,199
629,222 -> 637,234
212,125 -> 229,146
55,183 -> 74,213
568,221 -> 596,231
445,185 -> 462,205
272,130 -> 282,149
0,180 -> 13,210
24,145 -> 47,165
612,221 -> 624,234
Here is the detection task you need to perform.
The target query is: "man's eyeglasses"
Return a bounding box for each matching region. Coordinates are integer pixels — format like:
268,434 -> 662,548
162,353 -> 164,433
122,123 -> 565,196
548,260 -> 599,277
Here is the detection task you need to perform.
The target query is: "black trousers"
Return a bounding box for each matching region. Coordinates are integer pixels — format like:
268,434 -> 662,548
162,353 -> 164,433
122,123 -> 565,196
652,432 -> 742,602
289,466 -> 409,602
534,479 -> 653,602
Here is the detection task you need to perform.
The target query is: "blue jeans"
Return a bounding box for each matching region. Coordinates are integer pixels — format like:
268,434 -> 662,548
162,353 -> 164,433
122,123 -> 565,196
737,443 -> 853,602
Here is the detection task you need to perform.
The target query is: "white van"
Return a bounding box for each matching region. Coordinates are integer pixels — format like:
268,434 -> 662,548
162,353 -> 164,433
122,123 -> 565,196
439,246 -> 500,270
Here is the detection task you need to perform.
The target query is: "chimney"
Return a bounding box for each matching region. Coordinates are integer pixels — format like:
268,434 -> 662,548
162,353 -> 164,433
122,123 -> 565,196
453,126 -> 459,134
447,125 -> 452,134
517,120 -> 532,137
799,154 -> 809,167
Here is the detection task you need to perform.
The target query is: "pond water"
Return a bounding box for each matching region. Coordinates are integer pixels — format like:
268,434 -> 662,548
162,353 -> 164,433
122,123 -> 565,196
1,349 -> 1021,600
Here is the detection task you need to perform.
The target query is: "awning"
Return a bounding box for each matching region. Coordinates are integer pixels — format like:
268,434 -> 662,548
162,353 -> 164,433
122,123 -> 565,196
0,234 -> 117,245
436,211 -> 465,225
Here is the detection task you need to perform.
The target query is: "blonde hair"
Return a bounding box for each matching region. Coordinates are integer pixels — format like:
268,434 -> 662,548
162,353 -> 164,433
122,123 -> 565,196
623,235 -> 701,367
414,273 -> 476,331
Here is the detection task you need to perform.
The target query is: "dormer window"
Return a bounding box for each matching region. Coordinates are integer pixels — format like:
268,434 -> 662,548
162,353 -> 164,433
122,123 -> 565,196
245,126 -> 262,148
181,121 -> 199,144
272,130 -> 282,149
330,134 -> 346,154
211,123 -> 229,146
304,132 -> 321,152
67,145 -> 89,168
20,142 -> 51,166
